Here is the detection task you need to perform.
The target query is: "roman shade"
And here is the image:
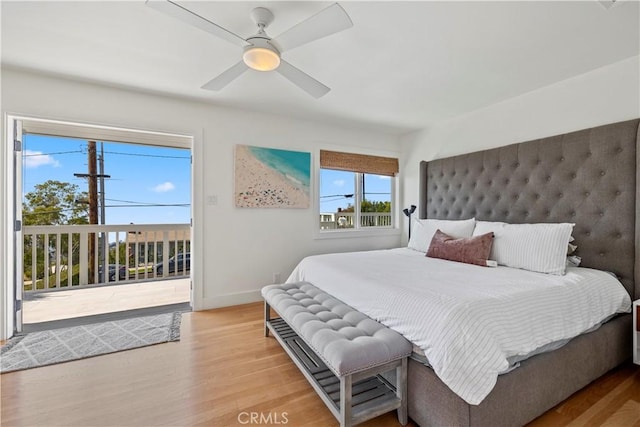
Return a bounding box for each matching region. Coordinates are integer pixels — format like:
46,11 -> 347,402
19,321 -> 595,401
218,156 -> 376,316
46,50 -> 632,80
320,150 -> 399,177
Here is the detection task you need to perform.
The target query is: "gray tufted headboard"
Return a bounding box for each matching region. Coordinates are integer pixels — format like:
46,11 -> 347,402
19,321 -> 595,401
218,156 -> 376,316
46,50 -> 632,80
419,119 -> 639,299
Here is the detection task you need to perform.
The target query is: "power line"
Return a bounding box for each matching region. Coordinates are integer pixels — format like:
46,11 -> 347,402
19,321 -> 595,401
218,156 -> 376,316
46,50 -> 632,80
21,147 -> 187,159
106,198 -> 189,207
105,198 -> 187,206
105,204 -> 189,208
103,150 -> 189,159
320,193 -> 390,198
320,196 -> 349,203
23,150 -> 83,157
23,203 -> 189,216
320,194 -> 354,199
22,207 -> 82,216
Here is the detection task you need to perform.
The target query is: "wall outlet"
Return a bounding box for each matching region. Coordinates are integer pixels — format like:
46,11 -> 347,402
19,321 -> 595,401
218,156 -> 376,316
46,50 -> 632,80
273,272 -> 281,284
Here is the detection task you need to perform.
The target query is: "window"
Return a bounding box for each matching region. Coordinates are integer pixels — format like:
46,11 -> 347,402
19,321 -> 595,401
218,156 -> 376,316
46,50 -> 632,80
319,150 -> 398,231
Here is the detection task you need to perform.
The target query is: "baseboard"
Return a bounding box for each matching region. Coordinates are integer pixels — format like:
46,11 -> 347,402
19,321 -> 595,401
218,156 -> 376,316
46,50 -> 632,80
200,289 -> 262,310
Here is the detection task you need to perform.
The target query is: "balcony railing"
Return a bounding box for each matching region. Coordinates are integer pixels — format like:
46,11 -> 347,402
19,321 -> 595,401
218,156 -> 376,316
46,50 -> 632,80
22,223 -> 190,293
319,212 -> 392,230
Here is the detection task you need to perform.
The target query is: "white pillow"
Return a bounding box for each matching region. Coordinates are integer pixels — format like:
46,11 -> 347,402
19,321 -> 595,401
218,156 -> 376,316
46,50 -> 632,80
408,218 -> 476,253
472,221 -> 575,275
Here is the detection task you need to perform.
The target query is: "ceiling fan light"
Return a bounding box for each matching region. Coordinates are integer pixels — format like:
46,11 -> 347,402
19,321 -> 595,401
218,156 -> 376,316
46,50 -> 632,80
243,47 -> 280,71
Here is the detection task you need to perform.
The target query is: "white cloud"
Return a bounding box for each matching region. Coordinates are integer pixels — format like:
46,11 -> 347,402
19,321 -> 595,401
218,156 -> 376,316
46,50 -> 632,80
23,150 -> 60,168
378,176 -> 391,180
152,181 -> 175,193
333,179 -> 345,187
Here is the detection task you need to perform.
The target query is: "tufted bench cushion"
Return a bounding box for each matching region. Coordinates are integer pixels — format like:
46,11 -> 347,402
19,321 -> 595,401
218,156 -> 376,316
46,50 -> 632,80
262,282 -> 412,377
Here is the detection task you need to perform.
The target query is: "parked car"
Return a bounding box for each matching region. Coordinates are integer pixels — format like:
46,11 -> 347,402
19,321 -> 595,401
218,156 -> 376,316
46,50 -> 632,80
155,253 -> 190,276
98,264 -> 127,282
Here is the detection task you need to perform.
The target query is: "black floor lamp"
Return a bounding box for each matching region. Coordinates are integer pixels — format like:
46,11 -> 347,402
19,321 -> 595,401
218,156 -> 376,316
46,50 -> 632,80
403,205 -> 417,240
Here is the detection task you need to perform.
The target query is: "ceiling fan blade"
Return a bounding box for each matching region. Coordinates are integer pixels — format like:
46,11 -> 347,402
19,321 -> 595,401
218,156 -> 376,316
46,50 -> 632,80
276,60 -> 330,98
272,3 -> 353,52
201,61 -> 248,91
146,0 -> 249,47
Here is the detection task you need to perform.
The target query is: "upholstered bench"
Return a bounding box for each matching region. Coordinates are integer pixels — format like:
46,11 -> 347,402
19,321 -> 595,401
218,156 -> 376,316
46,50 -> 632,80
262,282 -> 411,427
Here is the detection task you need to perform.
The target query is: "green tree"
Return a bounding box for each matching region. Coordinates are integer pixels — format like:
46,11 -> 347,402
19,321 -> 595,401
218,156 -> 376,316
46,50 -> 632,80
340,200 -> 391,213
109,242 -> 128,265
361,200 -> 391,213
22,180 -> 88,285
23,180 -> 88,226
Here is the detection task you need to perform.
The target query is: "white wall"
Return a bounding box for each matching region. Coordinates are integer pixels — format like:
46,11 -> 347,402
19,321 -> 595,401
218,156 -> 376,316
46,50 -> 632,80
3,53 -> 638,337
0,68 -> 402,337
400,55 -> 640,224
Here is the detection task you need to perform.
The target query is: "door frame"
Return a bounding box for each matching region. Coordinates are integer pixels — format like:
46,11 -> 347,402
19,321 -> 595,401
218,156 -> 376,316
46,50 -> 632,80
1,114 -> 196,339
1,117 -> 20,339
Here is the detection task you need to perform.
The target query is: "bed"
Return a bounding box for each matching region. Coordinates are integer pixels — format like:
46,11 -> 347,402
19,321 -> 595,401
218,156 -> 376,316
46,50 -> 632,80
289,118 -> 639,426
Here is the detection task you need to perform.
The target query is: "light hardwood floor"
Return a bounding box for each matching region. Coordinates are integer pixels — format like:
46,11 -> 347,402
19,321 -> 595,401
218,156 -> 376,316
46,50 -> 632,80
1,302 -> 638,427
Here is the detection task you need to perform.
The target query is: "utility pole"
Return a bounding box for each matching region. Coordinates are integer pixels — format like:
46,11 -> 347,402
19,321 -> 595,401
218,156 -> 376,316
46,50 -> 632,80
87,141 -> 98,284
74,141 -> 110,284
99,143 -> 106,271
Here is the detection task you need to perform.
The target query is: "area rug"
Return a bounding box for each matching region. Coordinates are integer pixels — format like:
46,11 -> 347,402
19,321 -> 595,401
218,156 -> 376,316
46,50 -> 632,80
1,312 -> 181,373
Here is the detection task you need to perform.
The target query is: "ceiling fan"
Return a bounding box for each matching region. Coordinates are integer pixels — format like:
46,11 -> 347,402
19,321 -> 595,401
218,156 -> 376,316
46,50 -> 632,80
146,0 -> 353,98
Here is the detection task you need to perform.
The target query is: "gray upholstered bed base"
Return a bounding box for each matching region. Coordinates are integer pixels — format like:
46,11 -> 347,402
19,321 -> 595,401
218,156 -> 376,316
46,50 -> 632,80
408,314 -> 631,426
409,119 -> 639,426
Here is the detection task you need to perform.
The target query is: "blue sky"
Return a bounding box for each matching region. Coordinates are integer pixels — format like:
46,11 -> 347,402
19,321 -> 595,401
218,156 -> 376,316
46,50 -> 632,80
319,169 -> 391,213
22,134 -> 191,225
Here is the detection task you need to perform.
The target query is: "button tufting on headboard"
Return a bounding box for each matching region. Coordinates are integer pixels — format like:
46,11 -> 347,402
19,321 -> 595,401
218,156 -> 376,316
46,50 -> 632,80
419,119 -> 639,299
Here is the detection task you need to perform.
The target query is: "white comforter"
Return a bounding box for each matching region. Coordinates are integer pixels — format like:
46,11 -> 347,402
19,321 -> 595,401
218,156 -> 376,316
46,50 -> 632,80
286,248 -> 631,405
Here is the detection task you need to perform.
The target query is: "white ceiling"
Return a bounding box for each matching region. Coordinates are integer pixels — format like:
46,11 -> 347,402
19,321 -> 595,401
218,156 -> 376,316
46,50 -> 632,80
2,1 -> 639,135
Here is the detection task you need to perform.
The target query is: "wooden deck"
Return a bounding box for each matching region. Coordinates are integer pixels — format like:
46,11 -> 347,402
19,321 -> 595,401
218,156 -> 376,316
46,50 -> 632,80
23,278 -> 190,325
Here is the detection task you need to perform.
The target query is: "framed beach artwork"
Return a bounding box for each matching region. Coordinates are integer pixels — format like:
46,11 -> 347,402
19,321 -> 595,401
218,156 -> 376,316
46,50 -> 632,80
235,145 -> 311,209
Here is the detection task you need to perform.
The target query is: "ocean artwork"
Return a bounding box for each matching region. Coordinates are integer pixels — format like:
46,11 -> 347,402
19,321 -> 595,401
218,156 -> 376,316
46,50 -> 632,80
235,145 -> 311,208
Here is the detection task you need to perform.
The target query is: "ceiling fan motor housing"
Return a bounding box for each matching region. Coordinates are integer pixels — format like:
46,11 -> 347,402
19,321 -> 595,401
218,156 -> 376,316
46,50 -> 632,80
243,7 -> 280,72
243,37 -> 281,71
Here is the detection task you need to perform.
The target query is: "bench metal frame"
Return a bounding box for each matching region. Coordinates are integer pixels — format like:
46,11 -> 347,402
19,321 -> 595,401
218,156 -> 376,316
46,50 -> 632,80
265,301 -> 408,427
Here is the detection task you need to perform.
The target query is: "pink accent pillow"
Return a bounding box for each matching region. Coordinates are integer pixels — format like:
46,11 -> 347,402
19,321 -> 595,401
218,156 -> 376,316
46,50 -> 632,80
426,229 -> 494,267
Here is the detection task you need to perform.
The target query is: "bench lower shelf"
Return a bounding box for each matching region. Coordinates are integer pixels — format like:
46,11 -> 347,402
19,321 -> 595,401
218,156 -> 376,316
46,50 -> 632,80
266,317 -> 406,427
